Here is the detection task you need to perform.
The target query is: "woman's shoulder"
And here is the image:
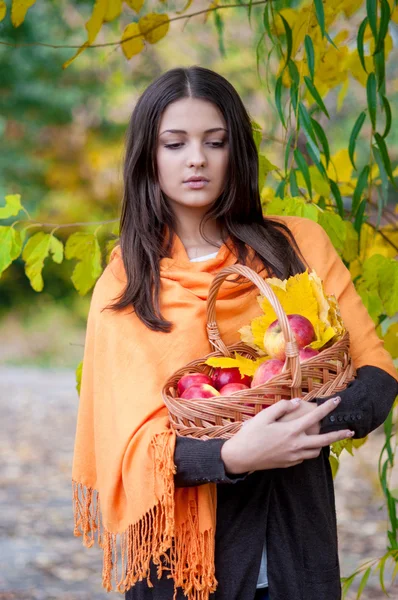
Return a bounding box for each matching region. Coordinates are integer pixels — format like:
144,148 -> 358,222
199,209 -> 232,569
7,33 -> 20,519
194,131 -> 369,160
89,244 -> 127,310
266,214 -> 331,246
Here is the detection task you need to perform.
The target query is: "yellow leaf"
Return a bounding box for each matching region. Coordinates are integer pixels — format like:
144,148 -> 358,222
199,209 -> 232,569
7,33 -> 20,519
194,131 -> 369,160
326,149 -> 353,183
243,270 -> 344,355
104,0 -> 122,21
86,0 -> 108,44
125,0 -> 144,12
352,435 -> 368,450
11,0 -> 36,27
342,0 -> 363,18
139,12 -> 169,44
63,41 -> 90,70
205,353 -> 268,377
204,2 -> 218,25
121,22 -> 145,59
205,356 -> 241,370
176,0 -> 192,14
0,1 -> 6,21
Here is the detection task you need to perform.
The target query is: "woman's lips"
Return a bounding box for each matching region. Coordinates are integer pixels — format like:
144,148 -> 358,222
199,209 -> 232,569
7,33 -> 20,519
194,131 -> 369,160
183,180 -> 209,189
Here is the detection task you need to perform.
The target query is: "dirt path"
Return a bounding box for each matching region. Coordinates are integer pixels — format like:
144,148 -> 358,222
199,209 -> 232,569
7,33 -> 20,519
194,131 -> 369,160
1,366 -> 396,599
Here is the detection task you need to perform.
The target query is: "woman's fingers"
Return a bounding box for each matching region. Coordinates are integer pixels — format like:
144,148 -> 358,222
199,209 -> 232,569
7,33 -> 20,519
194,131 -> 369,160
294,396 -> 342,432
304,428 -> 354,449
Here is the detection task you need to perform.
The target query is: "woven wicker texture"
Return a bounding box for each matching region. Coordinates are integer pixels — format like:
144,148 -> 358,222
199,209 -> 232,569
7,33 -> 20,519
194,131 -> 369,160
162,265 -> 356,439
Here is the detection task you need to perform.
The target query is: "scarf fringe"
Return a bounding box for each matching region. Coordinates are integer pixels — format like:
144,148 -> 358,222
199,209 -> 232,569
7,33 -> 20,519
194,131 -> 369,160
72,432 -> 217,599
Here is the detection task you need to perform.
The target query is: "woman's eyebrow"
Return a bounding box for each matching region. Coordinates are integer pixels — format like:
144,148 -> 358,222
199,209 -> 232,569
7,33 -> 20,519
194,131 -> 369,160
159,127 -> 228,136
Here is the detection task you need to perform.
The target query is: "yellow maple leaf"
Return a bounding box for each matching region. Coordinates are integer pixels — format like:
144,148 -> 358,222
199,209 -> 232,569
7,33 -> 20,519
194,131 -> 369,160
240,270 -> 345,355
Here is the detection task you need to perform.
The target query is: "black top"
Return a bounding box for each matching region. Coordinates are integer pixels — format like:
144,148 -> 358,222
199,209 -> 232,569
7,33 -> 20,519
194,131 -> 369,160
125,365 -> 398,600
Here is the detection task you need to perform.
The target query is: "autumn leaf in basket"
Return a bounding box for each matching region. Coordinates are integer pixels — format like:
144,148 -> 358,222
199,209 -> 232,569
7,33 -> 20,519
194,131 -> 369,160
239,269 -> 345,356
205,353 -> 269,377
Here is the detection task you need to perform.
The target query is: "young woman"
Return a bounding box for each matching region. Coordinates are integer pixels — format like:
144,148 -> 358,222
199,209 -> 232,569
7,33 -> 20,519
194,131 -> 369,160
72,67 -> 398,600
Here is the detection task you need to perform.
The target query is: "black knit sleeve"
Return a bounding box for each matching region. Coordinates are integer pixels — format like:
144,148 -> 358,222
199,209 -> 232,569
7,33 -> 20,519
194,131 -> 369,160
173,436 -> 249,488
309,365 -> 398,438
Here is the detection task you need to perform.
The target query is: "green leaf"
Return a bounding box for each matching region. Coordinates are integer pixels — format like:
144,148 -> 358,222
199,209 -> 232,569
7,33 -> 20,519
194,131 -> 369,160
356,567 -> 371,598
351,164 -> 369,216
288,59 -> 300,87
22,232 -> 52,292
252,120 -> 262,151
366,72 -> 377,130
258,153 -> 277,192
262,4 -> 275,44
357,17 -> 368,73
0,194 -> 23,219
380,95 -> 391,139
65,232 -> 103,295
304,35 -> 315,80
329,179 -> 344,219
298,103 -> 318,148
342,573 -> 357,596
318,210 -> 346,255
0,226 -> 22,277
279,13 -> 292,68
311,118 -> 330,167
374,46 -> 386,93
366,0 -> 378,41
374,133 -> 396,188
284,130 -> 295,173
314,0 -> 325,37
359,254 -> 398,318
342,220 -> 359,263
213,10 -> 226,56
349,112 -> 366,171
329,454 -> 339,478
275,76 -> 286,128
392,557 -> 398,584
294,148 -> 312,198
289,168 -> 300,196
378,553 -> 388,594
75,360 -> 83,395
304,76 -> 330,119
354,199 -> 367,234
383,323 -> 398,359
49,235 -> 64,264
305,142 -> 325,178
376,0 -> 390,53
275,179 -> 286,199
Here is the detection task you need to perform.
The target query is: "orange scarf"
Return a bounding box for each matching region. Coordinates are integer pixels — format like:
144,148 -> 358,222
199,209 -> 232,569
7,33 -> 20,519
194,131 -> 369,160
72,216 -> 397,600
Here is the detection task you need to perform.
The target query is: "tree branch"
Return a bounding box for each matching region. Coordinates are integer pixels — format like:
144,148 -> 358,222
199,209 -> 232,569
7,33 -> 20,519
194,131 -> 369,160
0,1 -> 270,50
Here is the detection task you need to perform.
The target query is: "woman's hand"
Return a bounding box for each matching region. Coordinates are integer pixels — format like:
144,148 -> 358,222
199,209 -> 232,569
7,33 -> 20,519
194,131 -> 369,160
277,399 -> 319,435
221,397 -> 353,474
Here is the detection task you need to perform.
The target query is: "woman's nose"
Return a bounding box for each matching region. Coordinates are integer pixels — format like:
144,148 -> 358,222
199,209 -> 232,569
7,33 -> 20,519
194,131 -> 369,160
186,143 -> 207,167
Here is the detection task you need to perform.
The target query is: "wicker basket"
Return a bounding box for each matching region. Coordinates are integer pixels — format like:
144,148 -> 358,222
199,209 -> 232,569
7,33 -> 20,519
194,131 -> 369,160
162,265 -> 356,440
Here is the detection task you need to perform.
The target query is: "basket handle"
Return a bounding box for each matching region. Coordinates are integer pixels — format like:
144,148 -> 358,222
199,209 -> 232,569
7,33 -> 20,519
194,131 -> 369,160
206,264 -> 303,388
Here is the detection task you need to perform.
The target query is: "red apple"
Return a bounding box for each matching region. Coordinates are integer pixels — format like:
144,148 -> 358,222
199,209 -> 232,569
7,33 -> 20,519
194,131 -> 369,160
177,372 -> 213,396
212,367 -> 252,390
219,383 -> 250,395
299,347 -> 319,362
263,314 -> 315,361
251,359 -> 284,388
181,383 -> 220,399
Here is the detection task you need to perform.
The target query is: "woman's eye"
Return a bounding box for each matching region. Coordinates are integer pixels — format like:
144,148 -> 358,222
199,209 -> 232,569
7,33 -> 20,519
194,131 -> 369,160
163,140 -> 226,149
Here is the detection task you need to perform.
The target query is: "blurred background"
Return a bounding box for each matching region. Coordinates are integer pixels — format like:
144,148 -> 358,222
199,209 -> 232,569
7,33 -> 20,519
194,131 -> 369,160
0,0 -> 397,598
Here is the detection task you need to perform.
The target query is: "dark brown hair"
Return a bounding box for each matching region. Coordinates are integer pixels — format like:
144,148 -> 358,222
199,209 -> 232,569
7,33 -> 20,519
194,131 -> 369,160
109,66 -> 307,332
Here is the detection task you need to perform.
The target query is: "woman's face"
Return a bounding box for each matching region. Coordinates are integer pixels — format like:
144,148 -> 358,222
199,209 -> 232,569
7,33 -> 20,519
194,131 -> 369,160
156,97 -> 229,214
